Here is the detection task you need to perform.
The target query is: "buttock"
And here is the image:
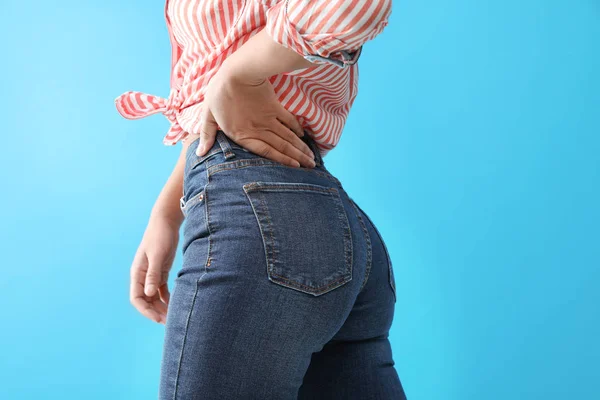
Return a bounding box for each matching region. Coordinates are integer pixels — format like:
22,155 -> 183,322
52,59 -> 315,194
179,150 -> 354,287
160,131 -> 402,400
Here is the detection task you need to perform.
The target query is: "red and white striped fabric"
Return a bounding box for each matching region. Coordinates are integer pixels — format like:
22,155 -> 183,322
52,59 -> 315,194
115,0 -> 392,157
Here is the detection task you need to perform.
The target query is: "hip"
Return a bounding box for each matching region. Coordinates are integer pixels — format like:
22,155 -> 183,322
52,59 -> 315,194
178,130 -> 366,297
180,130 -> 345,220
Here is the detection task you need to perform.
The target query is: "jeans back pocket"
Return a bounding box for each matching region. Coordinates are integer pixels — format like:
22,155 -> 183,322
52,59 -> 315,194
243,181 -> 353,296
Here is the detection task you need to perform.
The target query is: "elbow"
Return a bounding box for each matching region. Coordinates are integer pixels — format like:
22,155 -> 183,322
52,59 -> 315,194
347,0 -> 392,38
272,0 -> 392,64
317,0 -> 391,53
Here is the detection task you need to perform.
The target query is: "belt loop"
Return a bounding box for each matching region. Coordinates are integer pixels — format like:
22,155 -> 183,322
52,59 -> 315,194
216,130 -> 236,160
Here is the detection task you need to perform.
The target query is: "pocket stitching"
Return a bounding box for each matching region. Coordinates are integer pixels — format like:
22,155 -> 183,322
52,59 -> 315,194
244,181 -> 339,194
209,158 -> 342,186
180,188 -> 205,217
243,181 -> 353,296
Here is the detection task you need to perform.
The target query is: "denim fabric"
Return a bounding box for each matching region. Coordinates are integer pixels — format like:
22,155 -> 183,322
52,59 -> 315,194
159,130 -> 406,399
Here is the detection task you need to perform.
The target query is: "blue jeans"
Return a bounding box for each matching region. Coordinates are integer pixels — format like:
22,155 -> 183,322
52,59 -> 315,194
159,130 -> 407,399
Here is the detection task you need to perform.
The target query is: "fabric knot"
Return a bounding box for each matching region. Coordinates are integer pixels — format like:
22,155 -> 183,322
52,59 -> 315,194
115,89 -> 188,145
114,91 -> 167,120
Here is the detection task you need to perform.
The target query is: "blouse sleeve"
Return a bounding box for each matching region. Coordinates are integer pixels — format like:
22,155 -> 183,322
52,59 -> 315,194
264,0 -> 392,67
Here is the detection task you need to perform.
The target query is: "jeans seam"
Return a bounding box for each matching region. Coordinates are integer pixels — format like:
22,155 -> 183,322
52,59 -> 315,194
350,199 -> 372,293
173,168 -> 212,399
242,186 -> 274,281
244,181 -> 338,194
172,272 -> 204,400
353,201 -> 396,302
372,223 -> 396,302
331,190 -> 353,281
208,157 -> 342,186
204,168 -> 213,269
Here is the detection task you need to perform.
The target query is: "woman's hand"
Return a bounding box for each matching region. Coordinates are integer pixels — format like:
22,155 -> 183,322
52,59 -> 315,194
129,214 -> 179,324
196,63 -> 317,168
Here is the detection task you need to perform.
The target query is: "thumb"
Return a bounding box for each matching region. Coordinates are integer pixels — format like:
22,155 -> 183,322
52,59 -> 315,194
197,111 -> 218,156
144,256 -> 162,297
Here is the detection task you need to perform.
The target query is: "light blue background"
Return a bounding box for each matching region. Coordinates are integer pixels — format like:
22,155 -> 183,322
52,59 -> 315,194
1,1 -> 598,399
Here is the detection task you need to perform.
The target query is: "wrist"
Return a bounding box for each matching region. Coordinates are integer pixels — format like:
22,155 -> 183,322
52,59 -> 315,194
220,27 -> 317,83
150,207 -> 184,230
219,56 -> 267,85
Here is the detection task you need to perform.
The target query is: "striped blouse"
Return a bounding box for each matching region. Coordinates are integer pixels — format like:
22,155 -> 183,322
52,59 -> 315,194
115,0 -> 392,157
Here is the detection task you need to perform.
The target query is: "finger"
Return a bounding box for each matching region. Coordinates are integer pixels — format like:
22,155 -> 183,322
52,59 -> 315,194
276,106 -> 304,137
130,253 -> 163,323
130,250 -> 149,302
268,124 -> 316,168
151,296 -> 169,322
158,282 -> 170,307
136,297 -> 164,324
144,253 -> 163,297
238,137 -> 301,168
134,297 -> 163,323
132,280 -> 167,324
271,121 -> 316,161
197,111 -> 218,156
271,113 -> 314,159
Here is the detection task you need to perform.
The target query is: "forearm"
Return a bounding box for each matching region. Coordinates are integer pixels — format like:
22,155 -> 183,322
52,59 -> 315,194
221,27 -> 317,82
150,138 -> 195,227
221,0 -> 392,80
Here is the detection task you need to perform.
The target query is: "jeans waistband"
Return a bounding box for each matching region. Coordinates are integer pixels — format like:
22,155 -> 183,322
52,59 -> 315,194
190,129 -> 325,168
184,129 -> 343,198
224,129 -> 323,167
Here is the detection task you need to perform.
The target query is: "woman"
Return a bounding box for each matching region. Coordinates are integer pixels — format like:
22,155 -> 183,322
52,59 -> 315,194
115,0 -> 407,398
